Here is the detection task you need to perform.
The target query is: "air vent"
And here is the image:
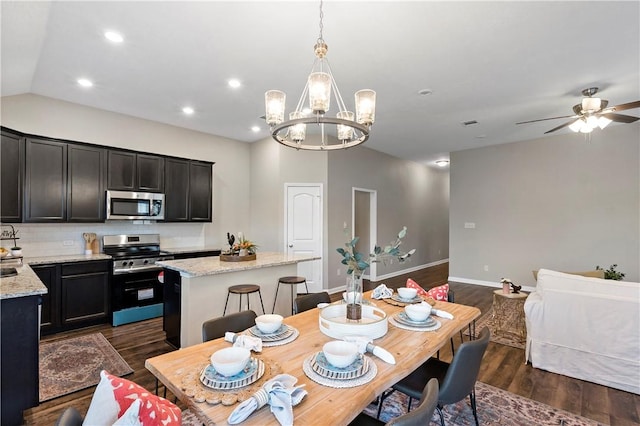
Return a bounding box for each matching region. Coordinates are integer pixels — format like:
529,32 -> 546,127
461,120 -> 478,126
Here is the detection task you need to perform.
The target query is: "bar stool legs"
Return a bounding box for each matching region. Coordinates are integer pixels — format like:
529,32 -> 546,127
223,284 -> 265,315
271,276 -> 309,315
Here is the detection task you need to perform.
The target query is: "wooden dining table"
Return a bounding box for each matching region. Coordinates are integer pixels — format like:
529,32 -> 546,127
145,291 -> 481,425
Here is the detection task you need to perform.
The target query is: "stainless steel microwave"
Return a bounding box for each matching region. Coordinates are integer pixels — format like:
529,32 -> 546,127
106,191 -> 165,220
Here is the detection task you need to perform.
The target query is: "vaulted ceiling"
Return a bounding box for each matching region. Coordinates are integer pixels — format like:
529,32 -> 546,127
2,1 -> 638,165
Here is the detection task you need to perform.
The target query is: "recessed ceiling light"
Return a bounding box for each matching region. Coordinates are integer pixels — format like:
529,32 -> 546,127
251,126 -> 260,132
228,79 -> 241,88
435,160 -> 450,167
104,31 -> 124,43
182,106 -> 194,115
77,78 -> 93,87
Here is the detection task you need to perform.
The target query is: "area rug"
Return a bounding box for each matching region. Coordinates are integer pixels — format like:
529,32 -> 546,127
464,308 -> 526,350
39,333 -> 133,402
364,381 -> 604,425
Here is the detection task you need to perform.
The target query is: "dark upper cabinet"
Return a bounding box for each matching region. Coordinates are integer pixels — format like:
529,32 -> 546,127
24,138 -> 67,222
107,150 -> 136,190
0,130 -> 24,222
107,150 -> 164,192
137,153 -> 164,192
67,144 -> 106,222
164,159 -> 212,222
31,264 -> 59,334
189,161 -> 212,222
164,158 -> 190,221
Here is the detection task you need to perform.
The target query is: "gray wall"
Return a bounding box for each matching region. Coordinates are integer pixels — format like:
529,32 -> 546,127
328,146 -> 450,289
450,123 -> 640,286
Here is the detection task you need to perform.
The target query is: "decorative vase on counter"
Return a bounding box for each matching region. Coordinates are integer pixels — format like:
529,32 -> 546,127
239,249 -> 248,256
346,273 -> 363,321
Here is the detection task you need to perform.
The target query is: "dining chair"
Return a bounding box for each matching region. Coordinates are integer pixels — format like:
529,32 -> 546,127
294,291 -> 331,314
202,310 -> 257,342
349,378 -> 439,426
378,327 -> 490,426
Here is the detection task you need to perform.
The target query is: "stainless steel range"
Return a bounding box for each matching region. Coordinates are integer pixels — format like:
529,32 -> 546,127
103,234 -> 173,326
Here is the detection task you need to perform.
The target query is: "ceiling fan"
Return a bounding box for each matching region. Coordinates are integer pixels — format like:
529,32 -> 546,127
516,87 -> 640,134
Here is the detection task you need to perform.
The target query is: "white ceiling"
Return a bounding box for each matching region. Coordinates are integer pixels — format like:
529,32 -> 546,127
2,1 -> 639,165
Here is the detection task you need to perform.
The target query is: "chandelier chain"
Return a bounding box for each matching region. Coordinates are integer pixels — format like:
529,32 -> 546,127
317,0 -> 324,44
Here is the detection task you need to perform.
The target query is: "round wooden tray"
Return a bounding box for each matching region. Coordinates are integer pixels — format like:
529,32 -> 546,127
220,253 -> 257,262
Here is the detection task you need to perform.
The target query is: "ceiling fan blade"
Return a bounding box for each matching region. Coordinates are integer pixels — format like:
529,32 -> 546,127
544,121 -> 573,134
609,100 -> 640,112
516,114 -> 577,125
601,113 -> 640,123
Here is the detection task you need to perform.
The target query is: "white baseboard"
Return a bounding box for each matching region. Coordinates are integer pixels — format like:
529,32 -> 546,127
448,276 -> 536,293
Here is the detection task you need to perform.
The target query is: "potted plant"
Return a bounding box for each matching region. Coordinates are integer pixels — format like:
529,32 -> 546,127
10,246 -> 22,256
595,264 -> 625,280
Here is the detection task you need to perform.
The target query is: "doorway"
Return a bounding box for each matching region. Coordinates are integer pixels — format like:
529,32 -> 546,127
284,183 -> 323,292
352,188 -> 377,280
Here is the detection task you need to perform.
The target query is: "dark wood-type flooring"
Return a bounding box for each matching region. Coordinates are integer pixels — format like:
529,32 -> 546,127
24,263 -> 639,425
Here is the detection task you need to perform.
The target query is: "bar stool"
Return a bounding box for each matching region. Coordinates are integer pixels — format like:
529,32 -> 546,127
223,284 -> 265,315
272,276 -> 309,315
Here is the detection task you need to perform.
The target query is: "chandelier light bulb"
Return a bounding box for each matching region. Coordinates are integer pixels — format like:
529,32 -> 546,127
265,90 -> 286,126
337,111 -> 355,140
289,111 -> 306,142
355,90 -> 376,125
308,72 -> 331,113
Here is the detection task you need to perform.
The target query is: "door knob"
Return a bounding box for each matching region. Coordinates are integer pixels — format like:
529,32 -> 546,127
288,244 -> 293,248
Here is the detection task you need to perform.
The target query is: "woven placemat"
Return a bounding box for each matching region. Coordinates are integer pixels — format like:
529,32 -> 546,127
178,357 -> 282,406
302,353 -> 377,388
388,315 -> 442,332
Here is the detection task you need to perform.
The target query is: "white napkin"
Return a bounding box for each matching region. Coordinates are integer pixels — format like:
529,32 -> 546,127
342,335 -> 369,354
224,332 -> 263,352
227,374 -> 307,426
428,303 -> 454,319
371,284 -> 393,299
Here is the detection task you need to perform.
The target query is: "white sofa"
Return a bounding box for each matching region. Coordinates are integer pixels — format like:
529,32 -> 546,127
524,268 -> 640,394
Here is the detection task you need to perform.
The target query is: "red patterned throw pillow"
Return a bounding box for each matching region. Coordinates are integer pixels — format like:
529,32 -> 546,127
427,283 -> 449,301
406,279 -> 449,301
84,370 -> 181,426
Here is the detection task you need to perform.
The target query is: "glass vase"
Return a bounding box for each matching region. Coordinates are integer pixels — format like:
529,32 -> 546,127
346,273 -> 363,321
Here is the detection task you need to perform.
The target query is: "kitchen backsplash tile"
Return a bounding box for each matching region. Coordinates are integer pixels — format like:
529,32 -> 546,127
2,223 -> 206,257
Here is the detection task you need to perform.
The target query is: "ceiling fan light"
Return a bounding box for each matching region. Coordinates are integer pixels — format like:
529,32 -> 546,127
568,119 -> 584,132
585,115 -> 599,128
582,97 -> 601,112
579,123 -> 593,133
598,116 -> 612,129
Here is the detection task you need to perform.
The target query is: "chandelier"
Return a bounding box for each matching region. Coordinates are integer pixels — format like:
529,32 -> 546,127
264,0 -> 376,151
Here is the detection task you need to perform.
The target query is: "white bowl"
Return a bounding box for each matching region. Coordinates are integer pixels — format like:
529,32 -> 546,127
405,303 -> 432,322
255,314 -> 283,334
342,291 -> 362,304
397,287 -> 418,300
10,249 -> 22,257
210,347 -> 251,377
323,341 -> 359,368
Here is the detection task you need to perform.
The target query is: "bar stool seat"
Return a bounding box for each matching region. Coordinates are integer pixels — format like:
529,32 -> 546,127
272,276 -> 309,315
224,284 -> 265,315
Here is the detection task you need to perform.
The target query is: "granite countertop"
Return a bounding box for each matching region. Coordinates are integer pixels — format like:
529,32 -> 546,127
157,252 -> 319,277
0,264 -> 47,300
26,253 -> 112,265
161,246 -> 221,255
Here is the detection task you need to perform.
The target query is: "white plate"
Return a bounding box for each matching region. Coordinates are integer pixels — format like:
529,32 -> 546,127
390,294 -> 422,304
200,358 -> 265,390
396,312 -> 437,327
311,352 -> 368,380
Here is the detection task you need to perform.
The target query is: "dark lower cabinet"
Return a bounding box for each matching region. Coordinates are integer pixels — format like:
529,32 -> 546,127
1,295 -> 40,425
31,264 -> 59,333
60,261 -> 110,327
34,260 -> 110,335
163,268 -> 182,348
0,130 -> 24,222
24,138 -> 67,222
67,144 -> 106,222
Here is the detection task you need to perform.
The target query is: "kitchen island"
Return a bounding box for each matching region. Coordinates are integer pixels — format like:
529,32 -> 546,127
157,252 -> 319,348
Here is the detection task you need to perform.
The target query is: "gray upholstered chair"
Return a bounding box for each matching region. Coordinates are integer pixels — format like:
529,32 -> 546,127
349,378 -> 439,426
55,407 -> 83,426
294,291 -> 331,314
379,327 -> 490,426
202,310 -> 257,342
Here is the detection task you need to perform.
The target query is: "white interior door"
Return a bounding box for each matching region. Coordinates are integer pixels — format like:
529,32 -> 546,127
285,184 -> 323,293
